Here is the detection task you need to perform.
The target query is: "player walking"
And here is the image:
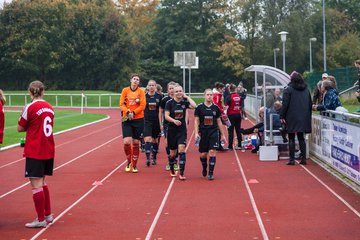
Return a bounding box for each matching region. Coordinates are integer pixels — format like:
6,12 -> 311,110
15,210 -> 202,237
120,74 -> 146,173
194,89 -> 226,180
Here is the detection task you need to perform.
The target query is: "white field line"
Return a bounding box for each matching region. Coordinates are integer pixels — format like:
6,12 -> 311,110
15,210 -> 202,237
247,117 -> 359,218
145,131 -> 195,240
233,150 -> 269,240
299,164 -> 360,218
0,135 -> 121,199
30,160 -> 128,240
0,116 -> 110,151
0,120 -> 118,169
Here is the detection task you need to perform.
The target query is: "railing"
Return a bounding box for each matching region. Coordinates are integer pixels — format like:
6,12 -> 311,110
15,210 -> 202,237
245,94 -> 360,187
5,92 -> 205,108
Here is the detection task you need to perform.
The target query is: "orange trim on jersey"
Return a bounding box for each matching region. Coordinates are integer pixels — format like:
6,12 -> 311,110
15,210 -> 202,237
119,87 -> 146,119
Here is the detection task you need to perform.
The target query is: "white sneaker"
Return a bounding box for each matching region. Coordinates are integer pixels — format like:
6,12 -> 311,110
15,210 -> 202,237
25,218 -> 47,228
46,214 -> 54,223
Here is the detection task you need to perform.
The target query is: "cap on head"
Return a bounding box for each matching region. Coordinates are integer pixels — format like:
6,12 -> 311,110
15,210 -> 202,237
322,73 -> 328,79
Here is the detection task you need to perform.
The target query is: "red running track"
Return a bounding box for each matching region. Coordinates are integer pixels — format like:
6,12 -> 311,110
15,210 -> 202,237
0,109 -> 359,240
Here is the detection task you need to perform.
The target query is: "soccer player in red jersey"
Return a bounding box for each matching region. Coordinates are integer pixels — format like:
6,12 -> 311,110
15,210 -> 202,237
18,81 -> 55,228
0,89 -> 5,144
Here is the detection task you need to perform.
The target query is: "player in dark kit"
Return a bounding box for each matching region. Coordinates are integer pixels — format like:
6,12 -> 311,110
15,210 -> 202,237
164,84 -> 197,180
195,89 -> 226,180
144,80 -> 162,166
159,81 -> 178,171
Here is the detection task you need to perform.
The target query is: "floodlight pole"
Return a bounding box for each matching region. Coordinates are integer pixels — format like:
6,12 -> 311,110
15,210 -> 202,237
182,55 -> 186,90
189,67 -> 192,95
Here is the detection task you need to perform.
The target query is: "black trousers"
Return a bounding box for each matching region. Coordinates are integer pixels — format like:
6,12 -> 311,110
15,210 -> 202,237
228,114 -> 242,148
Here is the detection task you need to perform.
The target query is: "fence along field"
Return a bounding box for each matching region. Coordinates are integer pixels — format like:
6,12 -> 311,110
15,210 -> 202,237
5,91 -> 205,108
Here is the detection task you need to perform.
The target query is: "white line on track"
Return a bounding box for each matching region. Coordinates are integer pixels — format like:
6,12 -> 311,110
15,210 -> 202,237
145,131 -> 195,240
0,116 -> 110,151
0,121 -> 119,169
233,150 -> 269,240
244,117 -> 359,218
0,135 -> 121,199
299,164 -> 360,218
30,160 -> 128,240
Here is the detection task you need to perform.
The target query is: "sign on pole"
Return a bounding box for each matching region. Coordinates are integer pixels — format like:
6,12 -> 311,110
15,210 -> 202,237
174,52 -> 197,93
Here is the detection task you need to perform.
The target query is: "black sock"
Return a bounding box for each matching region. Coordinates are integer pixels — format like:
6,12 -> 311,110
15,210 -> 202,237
169,156 -> 176,171
209,156 -> 216,175
145,142 -> 152,160
179,152 -> 186,176
166,145 -> 170,156
152,142 -> 158,159
200,157 -> 207,176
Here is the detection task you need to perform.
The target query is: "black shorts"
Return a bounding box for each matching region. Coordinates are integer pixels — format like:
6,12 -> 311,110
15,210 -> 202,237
25,158 -> 54,178
163,123 -> 169,138
167,126 -> 187,150
199,128 -> 219,153
143,120 -> 161,138
122,118 -> 144,140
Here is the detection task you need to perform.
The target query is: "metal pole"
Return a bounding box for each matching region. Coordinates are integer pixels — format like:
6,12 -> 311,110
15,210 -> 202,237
183,67 -> 186,91
310,39 -> 313,72
282,41 -> 286,72
189,67 -> 191,95
273,49 -> 277,68
323,0 -> 327,72
182,55 -> 186,90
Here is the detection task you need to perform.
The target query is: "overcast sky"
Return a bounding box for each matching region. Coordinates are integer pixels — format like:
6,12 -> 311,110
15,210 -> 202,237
0,0 -> 12,8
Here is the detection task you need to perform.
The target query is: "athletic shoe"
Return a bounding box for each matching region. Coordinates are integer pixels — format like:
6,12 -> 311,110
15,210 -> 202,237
170,169 -> 177,177
146,160 -> 150,167
174,163 -> 179,171
208,174 -> 214,181
25,219 -> 47,228
178,175 -> 186,181
132,166 -> 138,173
45,214 -> 54,223
166,162 -> 170,171
125,163 -> 132,172
151,159 -> 157,165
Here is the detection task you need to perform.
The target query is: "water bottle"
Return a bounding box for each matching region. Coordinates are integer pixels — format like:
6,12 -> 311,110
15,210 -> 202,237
20,138 -> 26,147
195,136 -> 201,147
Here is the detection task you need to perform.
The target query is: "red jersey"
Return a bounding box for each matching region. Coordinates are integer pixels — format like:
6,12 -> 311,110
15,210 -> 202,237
212,88 -> 224,114
18,100 -> 55,160
227,93 -> 242,115
0,101 -> 4,144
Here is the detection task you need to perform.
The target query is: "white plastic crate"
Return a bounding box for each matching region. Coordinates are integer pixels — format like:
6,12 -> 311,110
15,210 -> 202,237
259,146 -> 278,161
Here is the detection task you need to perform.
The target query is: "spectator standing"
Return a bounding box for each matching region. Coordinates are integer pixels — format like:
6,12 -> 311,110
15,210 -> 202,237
280,71 -> 312,165
18,81 -> 55,228
120,74 -> 146,173
0,89 -> 5,144
225,84 -> 242,150
237,84 -> 248,120
354,60 -> 360,111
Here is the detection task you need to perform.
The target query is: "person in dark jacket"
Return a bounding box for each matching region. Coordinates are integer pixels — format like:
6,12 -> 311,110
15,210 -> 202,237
280,71 -> 312,165
313,80 -> 342,112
